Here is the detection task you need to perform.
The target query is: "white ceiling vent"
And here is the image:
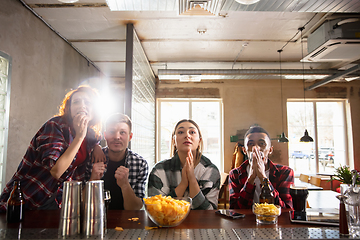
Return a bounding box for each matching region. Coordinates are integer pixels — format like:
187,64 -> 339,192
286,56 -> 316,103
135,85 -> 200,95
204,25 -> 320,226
302,39 -> 360,62
303,19 -> 360,63
179,0 -> 223,15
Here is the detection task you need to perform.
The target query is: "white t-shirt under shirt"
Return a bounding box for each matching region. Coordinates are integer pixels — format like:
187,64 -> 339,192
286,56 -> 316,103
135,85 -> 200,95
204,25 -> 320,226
246,164 -> 270,203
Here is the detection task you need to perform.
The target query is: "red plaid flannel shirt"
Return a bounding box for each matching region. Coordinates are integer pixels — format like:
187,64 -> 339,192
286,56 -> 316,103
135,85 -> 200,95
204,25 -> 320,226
0,116 -> 99,212
229,159 -> 294,209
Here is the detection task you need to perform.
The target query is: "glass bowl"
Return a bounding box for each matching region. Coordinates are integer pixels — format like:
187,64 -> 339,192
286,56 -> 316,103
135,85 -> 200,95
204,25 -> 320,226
252,203 -> 281,224
144,196 -> 192,227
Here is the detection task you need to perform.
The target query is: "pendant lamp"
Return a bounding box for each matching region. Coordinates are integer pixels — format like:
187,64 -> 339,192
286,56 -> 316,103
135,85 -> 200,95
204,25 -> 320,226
300,129 -> 313,142
235,0 -> 260,4
277,49 -> 289,143
58,0 -> 79,3
299,27 -> 313,142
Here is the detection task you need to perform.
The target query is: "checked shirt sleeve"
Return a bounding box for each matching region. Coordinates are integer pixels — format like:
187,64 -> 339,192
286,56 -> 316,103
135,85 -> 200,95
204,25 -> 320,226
229,167 -> 255,209
270,166 -> 294,209
0,118 -> 70,212
131,158 -> 149,199
36,120 -> 69,170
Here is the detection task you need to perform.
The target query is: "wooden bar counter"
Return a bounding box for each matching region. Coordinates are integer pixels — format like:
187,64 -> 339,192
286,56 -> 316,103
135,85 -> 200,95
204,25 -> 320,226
0,209 -> 347,239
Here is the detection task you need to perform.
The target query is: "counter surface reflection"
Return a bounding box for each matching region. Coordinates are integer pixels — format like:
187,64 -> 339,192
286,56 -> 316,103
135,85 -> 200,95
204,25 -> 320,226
0,209 -> 348,239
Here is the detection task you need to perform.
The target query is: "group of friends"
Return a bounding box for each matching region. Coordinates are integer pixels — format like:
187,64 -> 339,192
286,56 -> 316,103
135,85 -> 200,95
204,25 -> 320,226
0,85 -> 294,212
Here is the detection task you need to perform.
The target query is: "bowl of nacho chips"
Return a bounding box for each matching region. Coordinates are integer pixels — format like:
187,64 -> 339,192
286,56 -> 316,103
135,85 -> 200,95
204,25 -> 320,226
252,203 -> 281,224
143,195 -> 192,227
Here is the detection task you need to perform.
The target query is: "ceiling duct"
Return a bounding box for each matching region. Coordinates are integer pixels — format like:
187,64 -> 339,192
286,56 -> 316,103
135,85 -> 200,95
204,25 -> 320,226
302,19 -> 360,63
179,0 -> 223,15
180,74 -> 202,82
158,69 -> 339,81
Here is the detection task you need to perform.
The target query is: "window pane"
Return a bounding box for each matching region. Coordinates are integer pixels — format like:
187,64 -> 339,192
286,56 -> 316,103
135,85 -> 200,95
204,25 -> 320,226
160,102 -> 189,161
0,54 -> 10,190
159,100 -> 223,172
287,102 -> 316,174
287,101 -> 348,176
131,30 -> 156,169
316,102 -> 346,173
192,102 -> 221,171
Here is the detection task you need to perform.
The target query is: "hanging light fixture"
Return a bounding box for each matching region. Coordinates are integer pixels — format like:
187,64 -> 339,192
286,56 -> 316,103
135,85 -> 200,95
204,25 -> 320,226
234,0 -> 260,5
299,27 -> 314,142
58,0 -> 79,3
277,49 -> 289,143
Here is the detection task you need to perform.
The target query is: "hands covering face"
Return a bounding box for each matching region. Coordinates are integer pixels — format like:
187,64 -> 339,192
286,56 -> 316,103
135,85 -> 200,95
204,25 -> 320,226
249,146 -> 267,181
73,113 -> 89,140
70,91 -> 93,138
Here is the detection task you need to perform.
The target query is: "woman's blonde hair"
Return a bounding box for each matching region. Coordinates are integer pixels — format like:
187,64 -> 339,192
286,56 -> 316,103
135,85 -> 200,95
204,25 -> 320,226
57,85 -> 101,137
170,119 -> 203,161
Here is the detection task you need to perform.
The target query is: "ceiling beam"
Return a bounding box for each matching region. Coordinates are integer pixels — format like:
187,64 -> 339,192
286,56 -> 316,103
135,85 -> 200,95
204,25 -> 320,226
305,64 -> 360,91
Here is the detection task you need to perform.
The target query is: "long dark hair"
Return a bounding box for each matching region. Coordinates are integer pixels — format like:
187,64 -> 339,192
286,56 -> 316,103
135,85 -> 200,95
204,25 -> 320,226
170,119 -> 203,162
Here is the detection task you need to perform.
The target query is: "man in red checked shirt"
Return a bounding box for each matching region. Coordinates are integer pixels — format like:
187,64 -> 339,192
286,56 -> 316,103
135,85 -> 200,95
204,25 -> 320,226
229,125 -> 294,209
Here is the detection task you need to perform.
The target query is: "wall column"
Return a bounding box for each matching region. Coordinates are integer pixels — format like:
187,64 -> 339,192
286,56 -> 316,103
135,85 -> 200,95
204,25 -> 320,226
125,23 -> 134,118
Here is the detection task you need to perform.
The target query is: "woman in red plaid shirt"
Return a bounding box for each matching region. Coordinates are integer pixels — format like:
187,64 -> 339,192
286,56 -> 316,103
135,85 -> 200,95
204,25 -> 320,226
0,85 -> 104,211
229,126 -> 294,209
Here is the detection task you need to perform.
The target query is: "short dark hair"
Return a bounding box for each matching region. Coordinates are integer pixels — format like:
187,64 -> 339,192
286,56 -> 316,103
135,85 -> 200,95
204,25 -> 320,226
244,125 -> 270,140
105,113 -> 132,131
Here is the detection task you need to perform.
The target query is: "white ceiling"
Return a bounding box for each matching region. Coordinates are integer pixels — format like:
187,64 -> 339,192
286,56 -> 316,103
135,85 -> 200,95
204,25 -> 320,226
21,0 -> 360,85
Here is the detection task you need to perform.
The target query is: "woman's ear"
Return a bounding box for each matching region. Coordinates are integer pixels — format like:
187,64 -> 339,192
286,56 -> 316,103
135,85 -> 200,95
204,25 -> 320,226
171,136 -> 176,146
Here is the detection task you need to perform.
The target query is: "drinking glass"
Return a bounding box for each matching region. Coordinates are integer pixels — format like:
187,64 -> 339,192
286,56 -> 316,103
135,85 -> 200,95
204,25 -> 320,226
345,203 -> 360,238
290,185 -> 308,220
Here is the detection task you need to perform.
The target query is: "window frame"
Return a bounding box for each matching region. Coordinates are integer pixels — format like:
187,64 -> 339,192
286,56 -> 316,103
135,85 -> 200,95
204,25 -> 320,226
287,98 -> 351,174
156,98 -> 224,171
0,51 -> 12,190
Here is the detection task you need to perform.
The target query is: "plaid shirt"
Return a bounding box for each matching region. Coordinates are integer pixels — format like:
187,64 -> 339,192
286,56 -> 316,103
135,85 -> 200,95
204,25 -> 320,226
85,147 -> 149,199
229,159 -> 294,209
0,116 -> 99,212
148,153 -> 220,210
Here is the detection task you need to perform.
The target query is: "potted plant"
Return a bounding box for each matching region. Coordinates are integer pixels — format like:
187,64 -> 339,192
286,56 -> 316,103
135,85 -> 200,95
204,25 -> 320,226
332,165 -> 360,194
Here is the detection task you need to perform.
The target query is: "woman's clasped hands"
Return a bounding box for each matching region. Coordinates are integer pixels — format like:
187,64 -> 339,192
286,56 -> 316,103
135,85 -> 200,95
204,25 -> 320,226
181,149 -> 197,186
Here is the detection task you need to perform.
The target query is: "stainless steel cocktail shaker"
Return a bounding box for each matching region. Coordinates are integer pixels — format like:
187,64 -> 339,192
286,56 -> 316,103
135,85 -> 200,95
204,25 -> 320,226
83,180 -> 106,237
58,181 -> 82,236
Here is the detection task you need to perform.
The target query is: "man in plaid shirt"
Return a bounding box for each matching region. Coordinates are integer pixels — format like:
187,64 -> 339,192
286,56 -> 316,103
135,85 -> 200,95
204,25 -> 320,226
86,113 -> 148,210
229,126 -> 294,209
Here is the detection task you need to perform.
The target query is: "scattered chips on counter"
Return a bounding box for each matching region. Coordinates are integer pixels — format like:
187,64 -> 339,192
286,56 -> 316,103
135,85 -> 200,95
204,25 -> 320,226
145,226 -> 158,230
115,227 -> 124,231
